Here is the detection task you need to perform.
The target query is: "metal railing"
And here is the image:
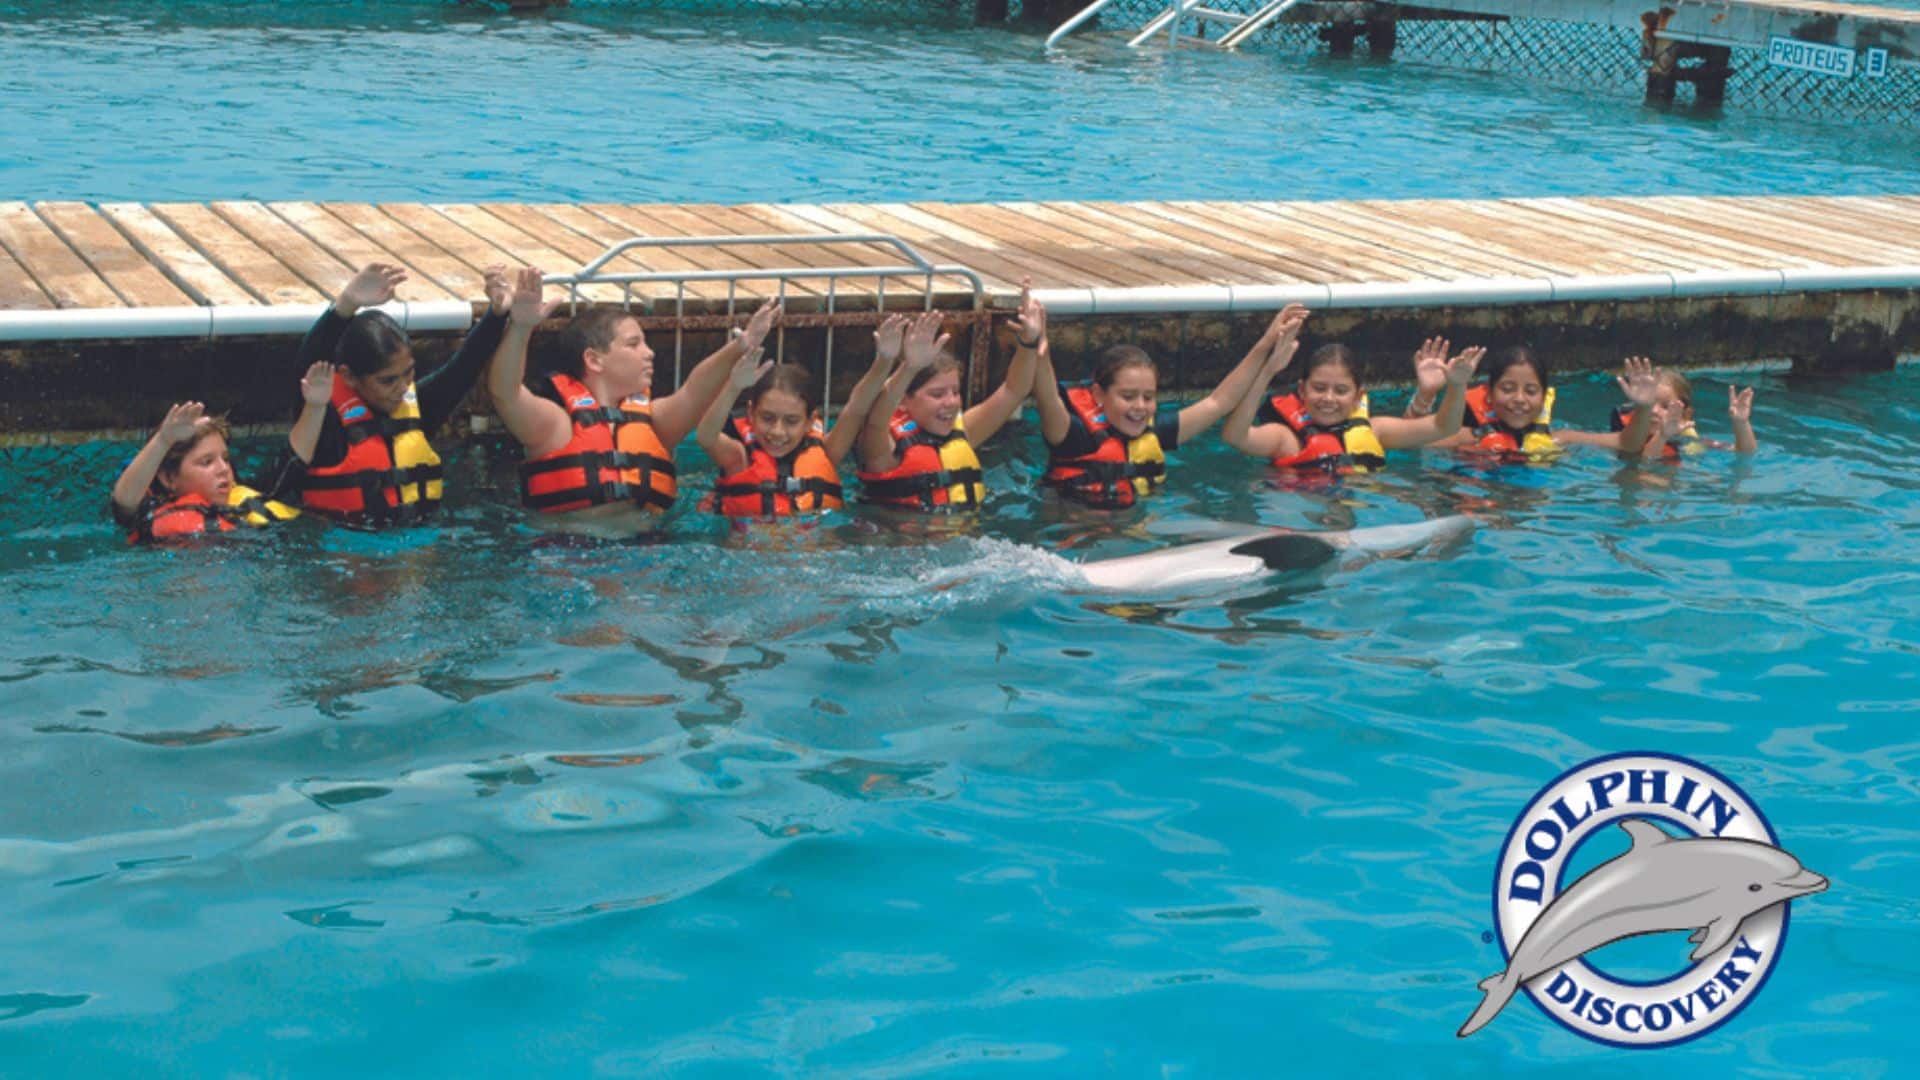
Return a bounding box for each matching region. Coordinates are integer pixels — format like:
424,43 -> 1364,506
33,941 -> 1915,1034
543,233 -> 990,415
1049,0 -> 1302,51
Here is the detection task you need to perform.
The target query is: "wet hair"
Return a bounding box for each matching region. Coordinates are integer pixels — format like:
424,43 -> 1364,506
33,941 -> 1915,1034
905,354 -> 965,397
1298,343 -> 1360,386
1656,368 -> 1694,412
560,307 -> 637,376
747,362 -> 819,415
335,310 -> 411,376
155,415 -> 231,497
1092,344 -> 1156,389
1485,345 -> 1549,389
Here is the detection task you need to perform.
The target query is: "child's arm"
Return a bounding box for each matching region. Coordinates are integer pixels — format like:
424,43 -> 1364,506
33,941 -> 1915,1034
289,361 -> 335,464
112,402 -> 207,516
1221,335 -> 1301,459
1404,335 -> 1450,418
654,298 -> 781,448
695,347 -> 769,476
485,267 -> 571,457
960,281 -> 1044,447
1031,337 -> 1071,446
1178,303 -> 1310,444
1728,385 -> 1758,453
855,315 -> 911,472
1560,357 -> 1658,450
825,323 -> 904,466
1372,341 -> 1484,448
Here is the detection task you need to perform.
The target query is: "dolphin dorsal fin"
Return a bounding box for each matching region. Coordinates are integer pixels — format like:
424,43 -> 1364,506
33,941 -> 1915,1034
1620,819 -> 1671,849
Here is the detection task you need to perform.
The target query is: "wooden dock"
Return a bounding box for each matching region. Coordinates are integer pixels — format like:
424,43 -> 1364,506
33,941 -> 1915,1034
2,195 -> 1918,436
4,195 -> 1920,315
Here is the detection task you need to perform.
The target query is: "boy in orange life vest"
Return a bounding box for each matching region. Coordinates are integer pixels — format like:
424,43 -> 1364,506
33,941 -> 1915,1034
1223,318 -> 1484,470
697,330 -> 895,520
1032,308 -> 1300,509
281,262 -> 510,527
484,267 -> 780,528
110,361 -> 334,544
854,285 -> 1043,512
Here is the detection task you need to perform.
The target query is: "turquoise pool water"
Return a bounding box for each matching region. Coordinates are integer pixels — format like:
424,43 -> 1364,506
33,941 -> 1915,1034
4,1 -> 1920,204
6,0 -> 1920,1074
4,369 -> 1919,1074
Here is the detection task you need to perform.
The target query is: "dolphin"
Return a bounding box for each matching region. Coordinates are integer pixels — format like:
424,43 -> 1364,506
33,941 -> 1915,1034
1457,819 -> 1829,1037
1073,515 -> 1474,593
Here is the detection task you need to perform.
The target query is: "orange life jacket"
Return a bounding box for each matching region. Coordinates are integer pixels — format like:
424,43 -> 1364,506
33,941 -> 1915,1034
856,408 -> 985,511
1465,384 -> 1557,456
127,486 -> 298,545
712,416 -> 843,518
1042,384 -> 1166,509
299,373 -> 444,525
1265,392 -> 1386,471
518,373 -> 677,514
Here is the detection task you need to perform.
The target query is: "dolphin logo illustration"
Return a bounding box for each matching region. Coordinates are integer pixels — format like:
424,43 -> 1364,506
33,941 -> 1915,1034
1458,819 -> 1828,1037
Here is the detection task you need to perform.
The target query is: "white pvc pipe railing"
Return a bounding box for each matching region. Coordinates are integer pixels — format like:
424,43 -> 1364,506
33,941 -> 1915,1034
1024,265 -> 1920,315
3,267 -> 1918,342
0,300 -> 477,344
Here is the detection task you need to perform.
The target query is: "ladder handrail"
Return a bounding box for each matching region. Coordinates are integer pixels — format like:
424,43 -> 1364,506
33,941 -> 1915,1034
1218,0 -> 1303,50
1044,0 -> 1127,49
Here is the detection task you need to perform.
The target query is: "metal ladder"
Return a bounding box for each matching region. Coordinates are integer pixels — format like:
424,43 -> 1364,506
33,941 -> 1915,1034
1045,0 -> 1303,51
542,234 -> 989,416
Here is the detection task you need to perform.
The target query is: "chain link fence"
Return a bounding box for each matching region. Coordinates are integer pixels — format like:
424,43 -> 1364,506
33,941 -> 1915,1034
553,1 -> 1917,124
1031,1 -> 1920,125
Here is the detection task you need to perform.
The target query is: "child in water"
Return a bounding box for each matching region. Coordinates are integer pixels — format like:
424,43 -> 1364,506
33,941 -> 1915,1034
696,322 -> 894,520
1032,308 -> 1294,509
1431,347 -> 1661,458
1222,313 -> 1484,470
854,286 -> 1044,512
1611,368 -> 1760,459
284,262 -> 508,527
485,266 -> 781,527
110,361 -> 334,544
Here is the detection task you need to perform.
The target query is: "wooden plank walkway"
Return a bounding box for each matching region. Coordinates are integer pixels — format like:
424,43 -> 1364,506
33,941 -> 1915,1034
2,196 -> 1919,319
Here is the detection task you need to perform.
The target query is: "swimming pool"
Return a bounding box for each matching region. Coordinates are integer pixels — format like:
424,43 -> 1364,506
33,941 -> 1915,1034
4,0 -> 1920,1074
3,367 -> 1918,1073
4,1 -> 1920,205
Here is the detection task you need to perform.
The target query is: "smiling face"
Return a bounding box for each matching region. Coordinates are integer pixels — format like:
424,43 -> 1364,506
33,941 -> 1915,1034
344,346 -> 416,416
1093,364 -> 1157,439
903,368 -> 963,437
585,315 -> 654,401
1299,358 -> 1362,426
1651,381 -> 1695,434
161,431 -> 234,503
749,387 -> 814,459
1489,361 -> 1546,430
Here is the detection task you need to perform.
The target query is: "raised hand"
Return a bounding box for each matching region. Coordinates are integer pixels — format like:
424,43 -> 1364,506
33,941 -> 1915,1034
728,345 -> 771,391
740,298 -> 781,355
158,401 -> 207,444
1618,356 -> 1659,406
1728,384 -> 1754,422
874,313 -> 908,364
509,267 -> 559,326
1412,337 -> 1451,397
301,361 -> 335,406
337,262 -> 407,314
902,310 -> 950,371
484,265 -> 512,316
1443,345 -> 1486,389
1007,277 -> 1048,349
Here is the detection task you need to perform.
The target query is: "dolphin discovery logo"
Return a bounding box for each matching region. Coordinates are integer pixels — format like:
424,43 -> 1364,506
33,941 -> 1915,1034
1458,752 -> 1828,1047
